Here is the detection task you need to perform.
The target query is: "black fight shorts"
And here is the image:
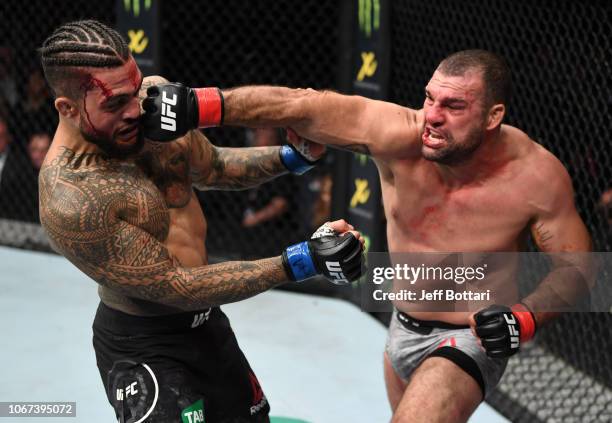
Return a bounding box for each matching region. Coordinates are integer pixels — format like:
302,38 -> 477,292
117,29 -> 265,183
92,302 -> 270,423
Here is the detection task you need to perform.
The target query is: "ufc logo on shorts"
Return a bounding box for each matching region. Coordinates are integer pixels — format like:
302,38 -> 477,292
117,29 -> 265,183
160,91 -> 177,132
116,381 -> 138,400
504,314 -> 520,349
191,308 -> 212,328
326,261 -> 349,284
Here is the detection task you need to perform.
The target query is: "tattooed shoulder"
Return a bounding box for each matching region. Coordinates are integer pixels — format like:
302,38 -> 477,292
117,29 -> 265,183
38,151 -> 289,310
39,149 -> 170,262
138,137 -> 194,208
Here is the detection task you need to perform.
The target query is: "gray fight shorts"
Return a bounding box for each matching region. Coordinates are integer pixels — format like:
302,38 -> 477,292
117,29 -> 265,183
386,309 -> 508,398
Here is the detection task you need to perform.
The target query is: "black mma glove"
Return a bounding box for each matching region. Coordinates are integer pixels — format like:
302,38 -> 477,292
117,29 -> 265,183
474,304 -> 537,358
142,83 -> 223,142
282,223 -> 364,284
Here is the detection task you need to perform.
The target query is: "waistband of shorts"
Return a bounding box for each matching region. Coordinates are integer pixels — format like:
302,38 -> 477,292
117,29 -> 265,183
396,310 -> 470,330
93,301 -> 217,334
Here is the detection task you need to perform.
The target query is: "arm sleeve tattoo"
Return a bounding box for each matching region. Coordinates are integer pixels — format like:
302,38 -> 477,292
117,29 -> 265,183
190,131 -> 288,191
38,150 -> 289,310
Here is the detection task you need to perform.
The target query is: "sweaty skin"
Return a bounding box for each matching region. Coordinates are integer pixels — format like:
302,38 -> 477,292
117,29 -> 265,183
40,71 -> 304,316
221,71 -> 592,325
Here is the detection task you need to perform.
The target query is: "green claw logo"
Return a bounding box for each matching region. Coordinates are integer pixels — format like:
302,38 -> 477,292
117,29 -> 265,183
358,0 -> 380,38
124,0 -> 152,17
355,152 -> 369,166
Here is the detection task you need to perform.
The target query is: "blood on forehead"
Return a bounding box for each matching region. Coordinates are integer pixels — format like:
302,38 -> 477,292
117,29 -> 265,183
76,58 -> 142,138
126,59 -> 141,90
78,67 -> 113,101
78,57 -> 141,100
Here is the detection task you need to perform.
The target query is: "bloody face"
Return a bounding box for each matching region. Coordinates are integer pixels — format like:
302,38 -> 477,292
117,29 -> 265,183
77,56 -> 144,158
421,69 -> 489,165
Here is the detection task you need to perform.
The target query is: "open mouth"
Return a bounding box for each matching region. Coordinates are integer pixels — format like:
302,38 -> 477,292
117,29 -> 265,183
422,127 -> 446,149
117,125 -> 139,141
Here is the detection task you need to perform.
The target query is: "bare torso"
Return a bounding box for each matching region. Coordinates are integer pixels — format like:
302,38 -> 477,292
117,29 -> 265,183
378,124 -> 549,324
43,133 -> 209,316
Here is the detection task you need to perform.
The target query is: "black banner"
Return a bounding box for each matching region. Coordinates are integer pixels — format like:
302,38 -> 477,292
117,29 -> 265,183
344,0 -> 390,253
353,0 -> 389,100
116,0 -> 160,76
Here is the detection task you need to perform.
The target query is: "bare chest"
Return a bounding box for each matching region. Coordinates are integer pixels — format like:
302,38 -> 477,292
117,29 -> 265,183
382,163 -> 532,252
123,156 -> 208,265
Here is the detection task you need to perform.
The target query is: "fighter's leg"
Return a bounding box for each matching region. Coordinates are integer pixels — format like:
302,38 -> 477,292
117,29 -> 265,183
391,356 -> 482,423
105,360 -> 206,423
93,304 -> 270,422
383,351 -> 408,411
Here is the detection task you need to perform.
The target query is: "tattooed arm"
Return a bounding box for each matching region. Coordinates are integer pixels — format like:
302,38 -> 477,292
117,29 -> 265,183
524,160 -> 593,325
222,86 -> 423,160
189,130 -> 288,191
39,160 -> 289,311
97,232 -> 287,310
139,76 -> 290,191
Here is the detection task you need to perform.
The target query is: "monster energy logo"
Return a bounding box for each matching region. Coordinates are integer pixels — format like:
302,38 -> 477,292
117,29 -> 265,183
124,0 -> 152,17
358,0 -> 380,38
356,152 -> 368,166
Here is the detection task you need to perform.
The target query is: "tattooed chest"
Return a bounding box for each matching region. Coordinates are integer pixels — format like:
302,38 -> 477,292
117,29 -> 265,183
85,165 -> 172,242
117,174 -> 171,242
135,143 -> 192,209
39,164 -> 170,248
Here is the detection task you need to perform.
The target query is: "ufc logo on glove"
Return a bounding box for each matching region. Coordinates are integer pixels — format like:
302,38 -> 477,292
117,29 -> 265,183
326,261 -> 349,285
160,91 -> 177,132
504,314 -> 520,349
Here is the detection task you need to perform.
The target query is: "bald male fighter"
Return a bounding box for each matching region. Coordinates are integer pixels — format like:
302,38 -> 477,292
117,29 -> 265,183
143,50 -> 592,422
38,20 -> 364,423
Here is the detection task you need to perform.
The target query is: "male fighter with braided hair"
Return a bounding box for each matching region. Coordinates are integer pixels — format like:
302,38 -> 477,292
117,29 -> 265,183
144,50 -> 593,422
39,20 -> 364,423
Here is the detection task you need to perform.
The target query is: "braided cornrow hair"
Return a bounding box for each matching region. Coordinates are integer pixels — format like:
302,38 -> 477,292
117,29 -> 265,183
40,20 -> 130,98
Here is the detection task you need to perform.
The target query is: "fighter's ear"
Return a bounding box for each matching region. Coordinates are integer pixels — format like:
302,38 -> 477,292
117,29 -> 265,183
55,97 -> 79,119
486,103 -> 505,130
